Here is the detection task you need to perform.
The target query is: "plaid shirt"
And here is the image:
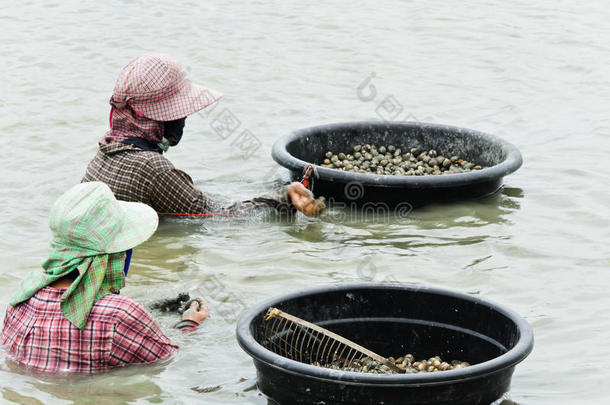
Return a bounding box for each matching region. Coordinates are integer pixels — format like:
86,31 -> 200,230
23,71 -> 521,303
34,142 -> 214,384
0,287 -> 179,373
82,143 -> 295,216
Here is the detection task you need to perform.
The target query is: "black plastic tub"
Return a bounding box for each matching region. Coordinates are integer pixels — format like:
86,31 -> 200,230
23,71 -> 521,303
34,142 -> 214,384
271,121 -> 523,207
236,283 -> 534,405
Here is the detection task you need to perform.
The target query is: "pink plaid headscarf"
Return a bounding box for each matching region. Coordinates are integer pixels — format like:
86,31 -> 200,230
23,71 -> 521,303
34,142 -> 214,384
100,54 -> 222,146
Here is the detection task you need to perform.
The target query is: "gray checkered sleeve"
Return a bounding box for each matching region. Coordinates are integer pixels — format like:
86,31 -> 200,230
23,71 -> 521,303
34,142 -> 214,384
83,144 -> 295,217
150,167 -> 295,216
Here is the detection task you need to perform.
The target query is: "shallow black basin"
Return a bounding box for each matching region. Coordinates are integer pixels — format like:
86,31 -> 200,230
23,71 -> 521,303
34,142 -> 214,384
236,283 -> 534,405
271,121 -> 523,208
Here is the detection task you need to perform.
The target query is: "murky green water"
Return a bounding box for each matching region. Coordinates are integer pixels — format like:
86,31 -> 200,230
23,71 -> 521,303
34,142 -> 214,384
1,0 -> 609,404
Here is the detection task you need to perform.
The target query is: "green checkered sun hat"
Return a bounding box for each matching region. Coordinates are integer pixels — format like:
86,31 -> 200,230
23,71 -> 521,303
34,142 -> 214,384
10,182 -> 158,329
49,182 -> 158,254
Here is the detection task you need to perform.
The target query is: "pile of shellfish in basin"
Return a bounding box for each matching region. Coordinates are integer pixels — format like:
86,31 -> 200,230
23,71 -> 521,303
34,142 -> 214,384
320,144 -> 485,176
314,353 -> 470,374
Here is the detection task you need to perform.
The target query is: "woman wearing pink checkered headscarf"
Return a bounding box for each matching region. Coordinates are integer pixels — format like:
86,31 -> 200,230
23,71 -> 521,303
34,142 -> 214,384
83,54 -> 324,217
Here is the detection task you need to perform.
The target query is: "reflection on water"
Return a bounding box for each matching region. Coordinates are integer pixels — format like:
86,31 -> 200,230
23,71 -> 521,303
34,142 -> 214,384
411,186 -> 523,228
2,358 -> 167,404
286,186 -> 523,253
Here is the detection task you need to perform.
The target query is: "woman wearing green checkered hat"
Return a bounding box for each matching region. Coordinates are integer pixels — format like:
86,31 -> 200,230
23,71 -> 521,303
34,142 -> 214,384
0,182 -> 209,373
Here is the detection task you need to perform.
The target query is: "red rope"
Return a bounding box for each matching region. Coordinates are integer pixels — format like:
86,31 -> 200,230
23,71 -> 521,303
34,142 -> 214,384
159,166 -> 317,218
301,164 -> 317,191
157,212 -> 243,217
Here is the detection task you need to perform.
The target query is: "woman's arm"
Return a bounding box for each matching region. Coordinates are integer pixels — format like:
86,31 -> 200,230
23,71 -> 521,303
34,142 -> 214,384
109,301 -> 179,367
149,167 -> 324,217
175,297 -> 210,333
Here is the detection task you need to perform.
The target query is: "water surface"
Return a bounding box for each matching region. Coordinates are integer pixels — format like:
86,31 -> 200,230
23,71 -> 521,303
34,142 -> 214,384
1,1 -> 609,404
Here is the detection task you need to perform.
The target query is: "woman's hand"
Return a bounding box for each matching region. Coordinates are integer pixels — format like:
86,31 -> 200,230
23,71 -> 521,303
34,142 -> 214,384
286,182 -> 325,217
182,297 -> 210,324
